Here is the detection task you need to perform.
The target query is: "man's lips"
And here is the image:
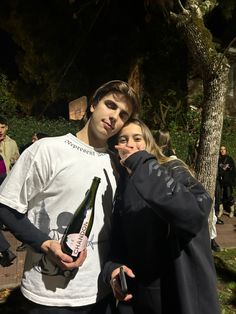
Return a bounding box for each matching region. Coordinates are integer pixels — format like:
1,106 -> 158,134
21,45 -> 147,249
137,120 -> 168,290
103,120 -> 114,131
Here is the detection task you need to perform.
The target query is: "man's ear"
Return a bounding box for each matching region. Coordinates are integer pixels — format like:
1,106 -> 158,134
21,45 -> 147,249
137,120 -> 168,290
90,104 -> 95,113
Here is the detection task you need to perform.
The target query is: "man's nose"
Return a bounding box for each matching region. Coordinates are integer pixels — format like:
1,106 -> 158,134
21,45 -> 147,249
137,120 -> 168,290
110,110 -> 120,121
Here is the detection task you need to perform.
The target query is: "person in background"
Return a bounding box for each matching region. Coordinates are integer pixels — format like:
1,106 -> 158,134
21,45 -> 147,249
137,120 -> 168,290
154,128 -> 176,158
218,145 -> 236,218
0,80 -> 139,314
20,132 -> 49,154
214,165 -> 224,226
103,118 -> 220,314
0,154 -> 7,185
0,115 -> 19,173
0,154 -> 16,266
210,209 -> 222,252
209,164 -> 223,252
0,155 -> 7,232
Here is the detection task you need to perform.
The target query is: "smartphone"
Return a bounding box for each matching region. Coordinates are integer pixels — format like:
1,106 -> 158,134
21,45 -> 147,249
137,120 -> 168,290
119,266 -> 128,294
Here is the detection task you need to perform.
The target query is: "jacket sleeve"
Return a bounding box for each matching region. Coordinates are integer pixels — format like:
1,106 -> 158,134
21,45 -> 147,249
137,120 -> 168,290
124,151 -> 212,238
102,201 -> 126,285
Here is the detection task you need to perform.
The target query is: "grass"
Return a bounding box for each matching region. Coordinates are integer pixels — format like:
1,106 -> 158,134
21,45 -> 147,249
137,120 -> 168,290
214,248 -> 236,313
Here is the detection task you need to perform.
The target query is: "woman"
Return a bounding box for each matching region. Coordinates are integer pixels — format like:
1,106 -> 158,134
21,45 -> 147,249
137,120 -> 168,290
154,129 -> 176,158
218,145 -> 235,218
103,118 -> 220,314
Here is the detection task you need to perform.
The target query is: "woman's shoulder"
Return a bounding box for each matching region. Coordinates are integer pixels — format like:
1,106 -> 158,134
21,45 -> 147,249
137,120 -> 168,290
164,158 -> 193,180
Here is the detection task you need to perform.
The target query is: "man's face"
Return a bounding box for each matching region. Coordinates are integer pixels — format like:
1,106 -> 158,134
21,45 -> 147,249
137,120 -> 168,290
0,123 -> 8,140
89,93 -> 133,146
220,146 -> 227,156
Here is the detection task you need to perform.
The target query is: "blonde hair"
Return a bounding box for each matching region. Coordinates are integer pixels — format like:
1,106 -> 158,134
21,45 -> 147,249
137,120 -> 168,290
117,118 -> 194,177
119,118 -> 174,164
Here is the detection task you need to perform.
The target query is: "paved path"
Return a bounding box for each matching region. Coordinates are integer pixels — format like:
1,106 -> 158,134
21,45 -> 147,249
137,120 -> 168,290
0,232 -> 25,290
216,212 -> 236,249
0,213 -> 235,290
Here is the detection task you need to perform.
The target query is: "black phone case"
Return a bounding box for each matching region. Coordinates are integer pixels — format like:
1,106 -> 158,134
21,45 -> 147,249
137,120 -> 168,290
119,266 -> 128,294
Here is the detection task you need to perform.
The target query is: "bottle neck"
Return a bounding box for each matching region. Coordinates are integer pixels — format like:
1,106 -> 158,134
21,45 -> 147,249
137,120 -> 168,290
88,177 -> 100,207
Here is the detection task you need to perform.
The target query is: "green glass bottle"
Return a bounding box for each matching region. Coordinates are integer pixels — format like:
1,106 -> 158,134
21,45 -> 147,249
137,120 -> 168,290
61,176 -> 101,260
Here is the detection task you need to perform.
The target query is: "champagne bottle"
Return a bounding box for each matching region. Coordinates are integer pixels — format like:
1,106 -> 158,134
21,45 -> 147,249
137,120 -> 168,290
61,176 -> 101,260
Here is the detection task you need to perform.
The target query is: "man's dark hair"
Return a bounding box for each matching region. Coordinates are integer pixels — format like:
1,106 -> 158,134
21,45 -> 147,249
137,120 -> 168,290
0,116 -> 8,125
85,80 -> 140,120
36,133 -> 49,139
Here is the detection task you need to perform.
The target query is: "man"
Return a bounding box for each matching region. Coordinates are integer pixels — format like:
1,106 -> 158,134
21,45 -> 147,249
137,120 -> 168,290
0,118 -> 19,231
0,80 -> 139,314
218,145 -> 236,218
0,115 -> 19,173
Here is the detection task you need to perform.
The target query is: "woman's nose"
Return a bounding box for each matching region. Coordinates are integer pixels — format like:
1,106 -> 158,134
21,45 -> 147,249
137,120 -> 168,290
127,139 -> 135,148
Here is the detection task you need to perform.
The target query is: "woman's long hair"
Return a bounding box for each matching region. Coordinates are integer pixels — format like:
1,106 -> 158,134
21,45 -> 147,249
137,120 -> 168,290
119,118 -> 174,164
117,118 -> 194,176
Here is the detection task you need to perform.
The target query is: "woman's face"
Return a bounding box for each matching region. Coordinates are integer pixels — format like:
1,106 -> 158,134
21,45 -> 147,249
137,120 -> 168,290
117,123 -> 146,159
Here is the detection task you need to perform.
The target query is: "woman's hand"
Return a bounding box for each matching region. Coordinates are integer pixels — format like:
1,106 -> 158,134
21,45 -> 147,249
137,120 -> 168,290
41,240 -> 87,270
115,145 -> 139,162
110,265 -> 135,302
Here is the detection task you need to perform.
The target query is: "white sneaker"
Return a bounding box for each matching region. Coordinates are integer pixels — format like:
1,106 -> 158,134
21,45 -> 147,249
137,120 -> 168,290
229,205 -> 234,218
218,204 -> 224,218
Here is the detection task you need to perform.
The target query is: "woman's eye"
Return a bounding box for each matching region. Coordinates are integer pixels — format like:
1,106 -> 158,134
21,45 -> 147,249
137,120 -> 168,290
118,138 -> 127,144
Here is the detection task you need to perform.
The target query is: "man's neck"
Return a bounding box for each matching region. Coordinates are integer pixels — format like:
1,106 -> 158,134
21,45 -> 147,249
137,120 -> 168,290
76,125 -> 107,149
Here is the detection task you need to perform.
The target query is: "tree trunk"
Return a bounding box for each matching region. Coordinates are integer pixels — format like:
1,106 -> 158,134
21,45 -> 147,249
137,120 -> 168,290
169,0 -> 229,234
128,58 -> 144,104
170,2 -> 229,193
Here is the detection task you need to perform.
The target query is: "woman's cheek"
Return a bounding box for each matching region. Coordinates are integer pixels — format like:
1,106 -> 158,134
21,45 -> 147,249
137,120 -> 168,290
137,143 -> 146,151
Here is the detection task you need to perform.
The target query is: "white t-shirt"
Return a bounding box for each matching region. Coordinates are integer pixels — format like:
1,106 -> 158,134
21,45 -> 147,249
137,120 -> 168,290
0,133 -> 117,307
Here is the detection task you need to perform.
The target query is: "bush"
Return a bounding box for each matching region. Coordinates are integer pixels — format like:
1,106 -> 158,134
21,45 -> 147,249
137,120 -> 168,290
6,116 -> 83,148
4,115 -> 236,165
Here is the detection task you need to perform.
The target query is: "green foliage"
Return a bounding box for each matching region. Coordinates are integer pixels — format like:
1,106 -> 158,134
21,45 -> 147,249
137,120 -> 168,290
0,0 -> 84,115
163,116 -> 236,163
0,74 -> 18,115
141,89 -> 189,131
221,128 -> 236,161
6,116 -> 82,148
218,0 -> 236,20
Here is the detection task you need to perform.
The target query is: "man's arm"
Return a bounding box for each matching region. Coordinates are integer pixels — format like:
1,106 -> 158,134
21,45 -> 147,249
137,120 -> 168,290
0,203 -> 50,252
0,203 -> 87,270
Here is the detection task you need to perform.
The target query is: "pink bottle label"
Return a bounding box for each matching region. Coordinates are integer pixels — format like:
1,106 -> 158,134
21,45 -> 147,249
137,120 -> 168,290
66,220 -> 89,257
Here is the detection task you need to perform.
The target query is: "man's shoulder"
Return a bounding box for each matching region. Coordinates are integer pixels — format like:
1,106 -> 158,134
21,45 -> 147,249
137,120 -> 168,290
37,134 -> 70,144
25,134 -> 68,155
5,135 -> 16,143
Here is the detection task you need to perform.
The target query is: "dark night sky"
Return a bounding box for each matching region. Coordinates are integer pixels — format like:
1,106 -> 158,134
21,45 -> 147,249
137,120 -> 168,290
0,29 -> 18,79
